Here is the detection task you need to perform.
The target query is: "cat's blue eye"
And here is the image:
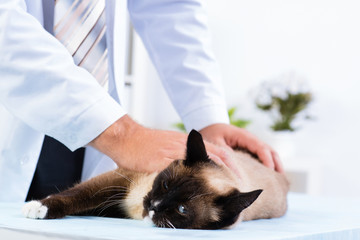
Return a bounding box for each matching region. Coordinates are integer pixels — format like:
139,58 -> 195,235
178,205 -> 187,214
162,180 -> 168,190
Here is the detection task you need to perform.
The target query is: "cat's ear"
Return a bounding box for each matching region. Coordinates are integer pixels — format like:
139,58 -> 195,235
209,189 -> 262,229
184,130 -> 210,167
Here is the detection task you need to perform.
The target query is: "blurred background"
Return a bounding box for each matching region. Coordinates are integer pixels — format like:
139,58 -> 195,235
1,0 -> 358,198
126,0 -> 360,198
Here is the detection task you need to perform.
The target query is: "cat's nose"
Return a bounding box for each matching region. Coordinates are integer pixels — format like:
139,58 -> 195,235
149,200 -> 161,211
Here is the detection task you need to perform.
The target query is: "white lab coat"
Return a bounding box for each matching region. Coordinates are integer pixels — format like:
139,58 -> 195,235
0,0 -> 229,202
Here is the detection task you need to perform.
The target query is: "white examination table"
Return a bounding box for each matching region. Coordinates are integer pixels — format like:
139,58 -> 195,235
0,193 -> 359,240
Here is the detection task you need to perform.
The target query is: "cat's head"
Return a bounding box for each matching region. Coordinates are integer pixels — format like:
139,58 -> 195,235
143,130 -> 262,229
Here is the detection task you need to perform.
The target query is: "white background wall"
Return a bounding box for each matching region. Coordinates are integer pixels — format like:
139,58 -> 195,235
130,0 -> 360,198
0,0 -> 358,198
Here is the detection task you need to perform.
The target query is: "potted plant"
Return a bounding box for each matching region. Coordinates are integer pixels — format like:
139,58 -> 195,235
255,72 -> 313,161
255,74 -> 313,132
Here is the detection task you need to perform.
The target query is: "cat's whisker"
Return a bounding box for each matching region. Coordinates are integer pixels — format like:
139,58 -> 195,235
95,199 -> 118,210
189,192 -> 211,200
173,165 -> 179,179
169,164 -> 177,179
95,195 -> 126,210
188,192 -> 197,200
94,189 -> 127,198
174,168 -> 178,179
163,168 -> 170,180
107,192 -> 128,200
101,185 -> 128,190
92,185 -> 128,197
96,199 -> 123,215
92,193 -> 127,208
165,218 -> 176,229
54,185 -> 61,193
113,172 -> 134,183
102,196 -> 126,205
168,168 -> 173,179
116,195 -> 140,201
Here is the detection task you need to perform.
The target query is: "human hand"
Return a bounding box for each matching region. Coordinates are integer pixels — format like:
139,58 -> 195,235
199,123 -> 284,173
89,115 -> 228,173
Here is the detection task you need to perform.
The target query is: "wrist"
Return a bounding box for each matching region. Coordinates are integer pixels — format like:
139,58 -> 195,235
89,115 -> 139,160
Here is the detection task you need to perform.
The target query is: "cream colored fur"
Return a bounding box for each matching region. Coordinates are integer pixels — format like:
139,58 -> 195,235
124,150 -> 289,223
123,172 -> 157,220
222,151 -> 289,222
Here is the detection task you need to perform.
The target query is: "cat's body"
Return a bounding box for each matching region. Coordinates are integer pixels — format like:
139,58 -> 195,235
230,151 -> 288,221
23,130 -> 289,229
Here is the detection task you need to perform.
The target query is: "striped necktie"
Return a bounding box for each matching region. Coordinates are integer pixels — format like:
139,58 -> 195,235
54,0 -> 108,88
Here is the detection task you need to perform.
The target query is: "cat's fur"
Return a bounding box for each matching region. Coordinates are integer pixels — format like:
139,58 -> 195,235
23,130 -> 289,229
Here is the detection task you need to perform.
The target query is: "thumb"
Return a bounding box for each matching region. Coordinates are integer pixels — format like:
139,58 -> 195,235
204,141 -> 242,179
204,140 -> 229,164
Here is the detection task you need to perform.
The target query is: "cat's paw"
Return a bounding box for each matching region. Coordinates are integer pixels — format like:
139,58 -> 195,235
22,200 -> 48,219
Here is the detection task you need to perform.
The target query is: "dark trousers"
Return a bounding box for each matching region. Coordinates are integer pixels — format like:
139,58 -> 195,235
26,136 -> 85,201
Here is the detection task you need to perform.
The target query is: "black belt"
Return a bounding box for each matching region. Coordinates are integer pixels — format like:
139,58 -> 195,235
26,135 -> 84,201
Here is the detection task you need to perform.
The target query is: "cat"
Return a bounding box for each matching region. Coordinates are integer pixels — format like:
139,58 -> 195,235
22,130 -> 289,229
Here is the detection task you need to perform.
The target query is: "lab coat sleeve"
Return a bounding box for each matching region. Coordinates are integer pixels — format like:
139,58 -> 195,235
0,0 -> 126,151
128,0 -> 230,131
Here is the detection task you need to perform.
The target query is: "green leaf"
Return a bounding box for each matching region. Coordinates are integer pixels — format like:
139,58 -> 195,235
230,119 -> 251,128
256,103 -> 272,111
172,123 -> 186,132
172,107 -> 251,131
256,89 -> 313,131
227,107 -> 237,119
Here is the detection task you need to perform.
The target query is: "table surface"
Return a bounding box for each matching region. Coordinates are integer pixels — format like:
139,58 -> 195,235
1,193 -> 360,240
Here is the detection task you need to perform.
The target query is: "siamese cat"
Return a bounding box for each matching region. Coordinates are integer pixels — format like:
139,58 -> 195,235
23,130 -> 289,229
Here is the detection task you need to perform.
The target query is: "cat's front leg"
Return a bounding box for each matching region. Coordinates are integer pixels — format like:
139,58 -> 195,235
22,195 -> 67,219
22,169 -> 136,219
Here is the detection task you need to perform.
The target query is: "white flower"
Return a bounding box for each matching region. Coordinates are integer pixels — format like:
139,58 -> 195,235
270,81 -> 287,99
256,93 -> 272,106
281,72 -> 310,94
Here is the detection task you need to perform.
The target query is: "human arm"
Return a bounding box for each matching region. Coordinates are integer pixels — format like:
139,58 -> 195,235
89,115 -> 229,173
127,0 -> 282,172
128,0 -> 230,130
0,0 -> 124,150
0,1 -> 228,175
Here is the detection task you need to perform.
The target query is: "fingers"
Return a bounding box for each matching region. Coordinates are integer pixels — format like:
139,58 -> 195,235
227,128 -> 285,173
220,154 -> 242,178
207,152 -> 225,166
247,135 -> 284,173
199,124 -> 285,175
204,141 -> 242,178
271,150 -> 284,173
250,143 -> 285,173
204,141 -> 229,165
256,148 -> 275,170
231,130 -> 274,168
245,140 -> 284,173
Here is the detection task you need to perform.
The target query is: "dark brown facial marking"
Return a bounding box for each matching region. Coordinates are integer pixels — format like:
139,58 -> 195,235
204,189 -> 263,229
142,130 -> 263,229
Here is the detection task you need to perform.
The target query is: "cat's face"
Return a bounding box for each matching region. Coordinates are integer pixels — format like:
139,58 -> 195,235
143,130 -> 262,229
